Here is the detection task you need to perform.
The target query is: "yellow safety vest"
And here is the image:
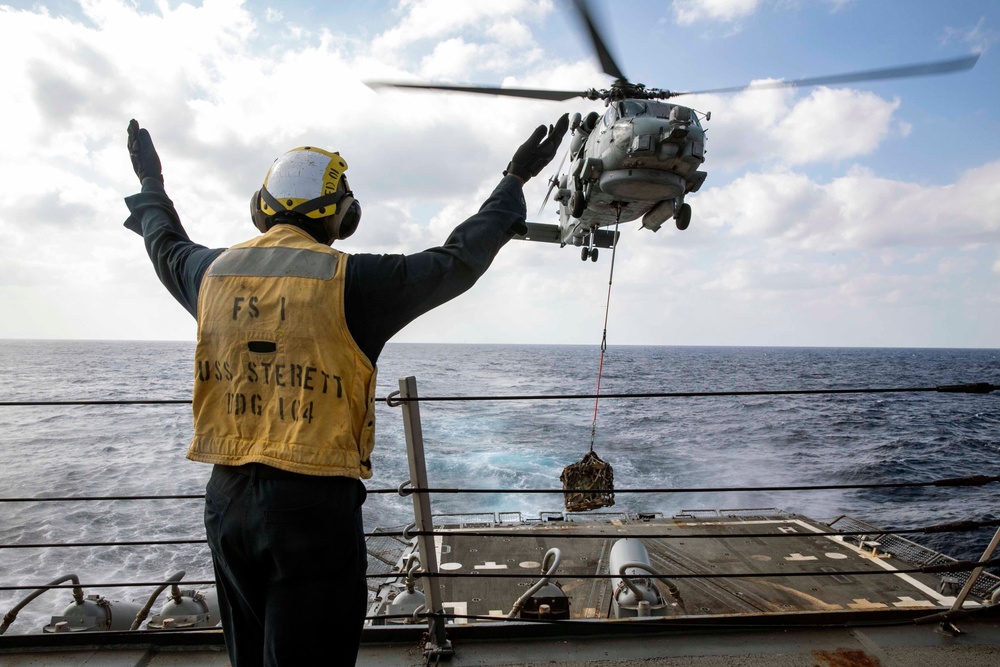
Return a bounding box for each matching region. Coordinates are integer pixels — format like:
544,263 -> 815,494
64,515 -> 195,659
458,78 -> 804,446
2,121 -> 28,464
188,225 -> 376,478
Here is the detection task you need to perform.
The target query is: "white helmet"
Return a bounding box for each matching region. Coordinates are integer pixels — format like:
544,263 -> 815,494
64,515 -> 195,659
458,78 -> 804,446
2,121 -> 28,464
250,146 -> 361,241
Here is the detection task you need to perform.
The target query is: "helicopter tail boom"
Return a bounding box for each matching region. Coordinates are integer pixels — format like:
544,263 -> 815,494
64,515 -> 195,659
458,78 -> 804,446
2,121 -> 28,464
516,223 -> 618,249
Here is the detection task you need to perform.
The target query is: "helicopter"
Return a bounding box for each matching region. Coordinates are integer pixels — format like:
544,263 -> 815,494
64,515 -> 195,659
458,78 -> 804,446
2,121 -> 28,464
368,0 -> 978,262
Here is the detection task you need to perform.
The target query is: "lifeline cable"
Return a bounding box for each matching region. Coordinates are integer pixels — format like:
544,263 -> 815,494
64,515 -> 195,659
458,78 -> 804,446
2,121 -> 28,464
11,515 -> 996,548
5,556 -> 998,591
2,382 -> 995,407
2,472 -> 997,502
383,382 -> 999,404
588,213 -> 622,453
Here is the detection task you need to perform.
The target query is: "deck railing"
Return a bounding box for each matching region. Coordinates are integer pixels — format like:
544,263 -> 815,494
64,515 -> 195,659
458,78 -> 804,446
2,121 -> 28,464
1,376 -> 998,655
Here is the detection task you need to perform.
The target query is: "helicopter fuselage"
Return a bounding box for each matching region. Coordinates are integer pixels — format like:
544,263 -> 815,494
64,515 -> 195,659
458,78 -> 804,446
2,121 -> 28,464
551,99 -> 708,247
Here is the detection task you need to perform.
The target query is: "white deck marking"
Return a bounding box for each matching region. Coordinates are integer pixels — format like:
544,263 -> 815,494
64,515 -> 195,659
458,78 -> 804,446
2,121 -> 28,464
787,519 -> 963,606
442,602 -> 468,624
689,518 -> 976,608
848,598 -> 889,610
784,553 -> 819,561
892,596 -> 935,608
474,561 -> 508,570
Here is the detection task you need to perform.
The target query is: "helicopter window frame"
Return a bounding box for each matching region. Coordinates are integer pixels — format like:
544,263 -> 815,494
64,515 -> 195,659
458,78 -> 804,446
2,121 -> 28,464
621,100 -> 647,118
602,105 -> 619,128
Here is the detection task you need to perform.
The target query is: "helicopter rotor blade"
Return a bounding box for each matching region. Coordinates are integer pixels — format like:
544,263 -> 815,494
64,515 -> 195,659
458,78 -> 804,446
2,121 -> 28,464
365,81 -> 588,102
670,53 -> 980,98
572,0 -> 627,81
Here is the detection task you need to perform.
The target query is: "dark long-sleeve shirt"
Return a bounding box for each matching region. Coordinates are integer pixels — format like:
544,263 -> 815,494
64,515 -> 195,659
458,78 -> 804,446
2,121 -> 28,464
124,177 -> 527,364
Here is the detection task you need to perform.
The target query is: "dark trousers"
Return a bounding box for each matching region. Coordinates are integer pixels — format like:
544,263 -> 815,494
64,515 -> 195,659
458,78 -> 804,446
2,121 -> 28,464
205,463 -> 368,667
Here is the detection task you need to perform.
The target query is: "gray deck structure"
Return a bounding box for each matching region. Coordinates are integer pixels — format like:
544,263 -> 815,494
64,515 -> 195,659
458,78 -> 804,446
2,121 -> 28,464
378,512 -> 968,621
3,375 -> 998,664
3,509 -> 1000,666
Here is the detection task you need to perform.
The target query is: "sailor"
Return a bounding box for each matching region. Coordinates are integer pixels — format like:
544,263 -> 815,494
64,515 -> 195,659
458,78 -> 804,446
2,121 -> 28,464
122,115 -> 568,667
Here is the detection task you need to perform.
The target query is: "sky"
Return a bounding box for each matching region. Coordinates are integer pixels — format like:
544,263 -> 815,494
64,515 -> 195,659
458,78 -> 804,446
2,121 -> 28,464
1,0 -> 998,348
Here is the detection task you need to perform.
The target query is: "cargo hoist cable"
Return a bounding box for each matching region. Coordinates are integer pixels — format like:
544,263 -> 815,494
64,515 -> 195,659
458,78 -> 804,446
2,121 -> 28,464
588,209 -> 622,453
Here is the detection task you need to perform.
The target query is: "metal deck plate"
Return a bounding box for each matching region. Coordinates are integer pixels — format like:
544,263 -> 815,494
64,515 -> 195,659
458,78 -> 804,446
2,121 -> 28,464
426,514 -> 961,621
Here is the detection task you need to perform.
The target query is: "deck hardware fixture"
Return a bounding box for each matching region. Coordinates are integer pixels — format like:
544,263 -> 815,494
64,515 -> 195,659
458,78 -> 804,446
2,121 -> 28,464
507,548 -> 567,619
398,376 -> 454,660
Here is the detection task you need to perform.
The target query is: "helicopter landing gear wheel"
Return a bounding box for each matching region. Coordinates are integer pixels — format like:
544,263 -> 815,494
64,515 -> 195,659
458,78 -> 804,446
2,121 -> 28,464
570,189 -> 586,218
581,234 -> 599,262
675,203 -> 691,231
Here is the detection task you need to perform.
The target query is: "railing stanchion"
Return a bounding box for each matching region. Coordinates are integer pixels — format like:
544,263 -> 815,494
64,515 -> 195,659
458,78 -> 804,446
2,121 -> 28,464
937,524 -> 1000,633
398,376 -> 453,660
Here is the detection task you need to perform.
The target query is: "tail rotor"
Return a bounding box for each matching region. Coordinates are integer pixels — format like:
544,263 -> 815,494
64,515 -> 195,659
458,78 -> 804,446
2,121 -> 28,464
539,147 -> 569,215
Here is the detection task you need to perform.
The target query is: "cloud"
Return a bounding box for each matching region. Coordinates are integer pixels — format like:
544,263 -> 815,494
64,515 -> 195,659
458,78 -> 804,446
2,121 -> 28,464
697,161 -> 1000,250
941,17 -> 999,53
672,0 -> 759,25
685,84 -> 901,171
823,0 -> 856,13
0,0 -> 997,348
418,37 -> 513,81
771,88 -> 899,164
372,0 -> 553,74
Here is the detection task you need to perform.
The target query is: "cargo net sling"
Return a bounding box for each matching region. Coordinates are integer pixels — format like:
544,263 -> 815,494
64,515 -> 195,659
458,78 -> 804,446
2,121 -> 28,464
561,217 -> 620,513
560,450 -> 615,512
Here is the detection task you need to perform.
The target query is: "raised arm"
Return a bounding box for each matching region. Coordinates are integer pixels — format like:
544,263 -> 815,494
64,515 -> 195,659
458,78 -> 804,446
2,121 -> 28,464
122,120 -> 224,317
345,115 -> 569,363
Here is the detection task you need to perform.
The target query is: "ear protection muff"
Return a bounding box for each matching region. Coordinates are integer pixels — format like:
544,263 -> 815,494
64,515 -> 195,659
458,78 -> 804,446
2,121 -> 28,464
252,184 -> 361,242
251,176 -> 361,242
324,178 -> 361,240
250,190 -> 270,233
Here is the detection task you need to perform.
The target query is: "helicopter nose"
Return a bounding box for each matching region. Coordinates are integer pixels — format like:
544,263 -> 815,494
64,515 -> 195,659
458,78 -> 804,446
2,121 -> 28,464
612,122 -> 633,150
629,134 -> 655,155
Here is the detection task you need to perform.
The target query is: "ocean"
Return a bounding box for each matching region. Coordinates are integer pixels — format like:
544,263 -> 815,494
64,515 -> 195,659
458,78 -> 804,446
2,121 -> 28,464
0,340 -> 997,634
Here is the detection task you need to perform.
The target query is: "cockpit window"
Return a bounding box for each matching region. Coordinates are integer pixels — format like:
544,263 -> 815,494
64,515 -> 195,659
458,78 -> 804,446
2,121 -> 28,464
648,102 -> 672,119
621,100 -> 647,118
602,105 -> 619,128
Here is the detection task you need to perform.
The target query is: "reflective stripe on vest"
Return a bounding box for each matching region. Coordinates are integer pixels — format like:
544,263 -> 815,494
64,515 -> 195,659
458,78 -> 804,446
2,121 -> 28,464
207,246 -> 338,280
188,225 -> 376,478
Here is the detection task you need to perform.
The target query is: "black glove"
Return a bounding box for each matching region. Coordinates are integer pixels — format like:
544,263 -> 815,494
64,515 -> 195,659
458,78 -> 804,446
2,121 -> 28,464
504,113 -> 570,183
127,119 -> 163,184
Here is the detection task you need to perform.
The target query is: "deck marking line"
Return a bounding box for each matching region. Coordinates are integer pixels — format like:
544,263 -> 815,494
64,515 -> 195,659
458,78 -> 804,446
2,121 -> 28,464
790,519 -> 963,605
474,561 -> 508,570
892,596 -> 935,608
848,598 -> 888,610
